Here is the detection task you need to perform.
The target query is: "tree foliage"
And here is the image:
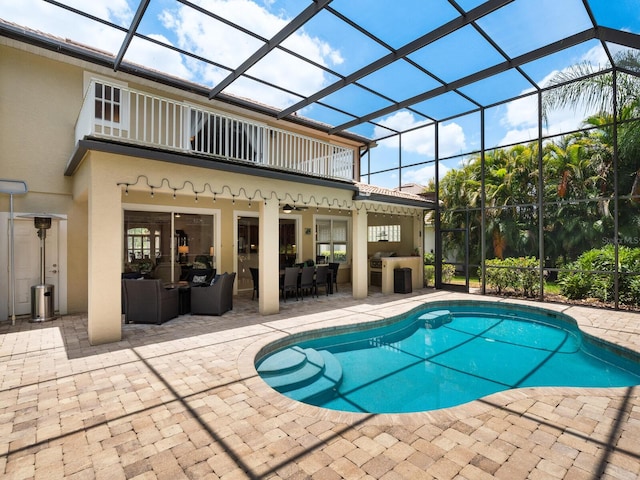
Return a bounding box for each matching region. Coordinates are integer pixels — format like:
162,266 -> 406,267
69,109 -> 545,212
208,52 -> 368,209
559,246 -> 640,306
439,52 -> 640,283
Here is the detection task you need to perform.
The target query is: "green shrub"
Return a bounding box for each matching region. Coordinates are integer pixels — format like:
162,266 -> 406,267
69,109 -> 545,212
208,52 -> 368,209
424,265 -> 435,286
442,264 -> 455,283
518,258 -> 541,297
423,252 -> 435,265
559,245 -> 640,305
422,264 -> 454,286
481,257 -> 541,297
558,272 -> 590,299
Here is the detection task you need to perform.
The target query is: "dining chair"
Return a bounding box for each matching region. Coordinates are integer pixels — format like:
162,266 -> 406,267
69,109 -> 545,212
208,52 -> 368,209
249,267 -> 259,300
314,265 -> 329,297
281,267 -> 299,302
299,266 -> 315,299
328,262 -> 339,293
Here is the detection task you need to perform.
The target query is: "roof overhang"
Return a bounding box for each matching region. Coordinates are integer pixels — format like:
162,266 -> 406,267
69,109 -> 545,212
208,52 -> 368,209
65,137 -> 359,192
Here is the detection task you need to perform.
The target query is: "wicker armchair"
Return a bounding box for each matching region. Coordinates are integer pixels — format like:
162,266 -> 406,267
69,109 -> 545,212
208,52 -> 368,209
122,279 -> 179,324
190,272 -> 236,316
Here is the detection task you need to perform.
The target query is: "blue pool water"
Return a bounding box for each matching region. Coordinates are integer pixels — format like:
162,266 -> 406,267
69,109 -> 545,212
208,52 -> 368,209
256,302 -> 640,413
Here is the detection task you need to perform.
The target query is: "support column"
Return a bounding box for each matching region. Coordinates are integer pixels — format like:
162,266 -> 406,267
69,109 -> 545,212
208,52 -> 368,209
87,160 -> 122,345
259,199 -> 280,314
413,211 -> 424,287
351,203 -> 368,299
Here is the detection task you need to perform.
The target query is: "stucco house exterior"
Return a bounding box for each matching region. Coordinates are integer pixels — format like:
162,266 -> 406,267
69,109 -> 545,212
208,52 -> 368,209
0,20 -> 433,345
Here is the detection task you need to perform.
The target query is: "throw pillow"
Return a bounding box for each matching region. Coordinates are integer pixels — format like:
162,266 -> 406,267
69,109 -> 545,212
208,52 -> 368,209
192,274 -> 207,284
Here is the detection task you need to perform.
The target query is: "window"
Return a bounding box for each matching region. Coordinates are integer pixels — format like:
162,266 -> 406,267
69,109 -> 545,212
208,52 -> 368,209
90,78 -> 129,131
368,224 -> 401,242
123,209 -> 216,282
95,82 -> 121,124
316,218 -> 348,263
126,227 -> 160,262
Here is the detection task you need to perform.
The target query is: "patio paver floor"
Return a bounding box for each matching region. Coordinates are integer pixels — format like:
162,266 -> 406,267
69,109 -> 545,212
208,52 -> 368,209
1,287 -> 639,479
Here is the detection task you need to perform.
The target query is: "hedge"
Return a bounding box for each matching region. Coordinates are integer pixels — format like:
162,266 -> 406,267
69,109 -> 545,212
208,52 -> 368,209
480,257 -> 541,297
559,245 -> 640,306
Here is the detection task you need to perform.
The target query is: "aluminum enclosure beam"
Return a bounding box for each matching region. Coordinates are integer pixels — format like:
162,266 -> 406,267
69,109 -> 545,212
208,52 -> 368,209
208,0 -> 333,99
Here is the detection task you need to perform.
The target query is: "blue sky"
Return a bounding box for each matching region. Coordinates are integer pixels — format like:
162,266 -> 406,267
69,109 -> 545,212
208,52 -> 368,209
1,0 -> 639,188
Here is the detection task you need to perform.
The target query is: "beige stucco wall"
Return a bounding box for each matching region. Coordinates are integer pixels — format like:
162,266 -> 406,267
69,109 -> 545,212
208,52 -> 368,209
0,37 -> 425,340
0,44 -> 80,194
0,39 -> 364,317
367,214 -> 418,257
0,43 -> 81,313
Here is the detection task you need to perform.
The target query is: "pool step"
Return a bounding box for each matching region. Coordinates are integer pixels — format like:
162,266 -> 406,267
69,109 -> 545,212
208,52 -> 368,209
257,347 -> 343,402
419,309 -> 452,329
257,346 -> 308,376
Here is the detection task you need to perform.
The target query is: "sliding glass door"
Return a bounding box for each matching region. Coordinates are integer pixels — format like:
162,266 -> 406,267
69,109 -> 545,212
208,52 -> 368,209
124,209 -> 215,284
237,215 -> 259,291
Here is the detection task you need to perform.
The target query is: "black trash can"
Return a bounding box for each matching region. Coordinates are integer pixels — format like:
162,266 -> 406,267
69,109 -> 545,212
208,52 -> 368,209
394,267 -> 412,294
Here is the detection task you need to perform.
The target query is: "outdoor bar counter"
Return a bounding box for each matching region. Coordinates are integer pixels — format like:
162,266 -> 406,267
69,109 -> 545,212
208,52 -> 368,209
380,256 -> 423,294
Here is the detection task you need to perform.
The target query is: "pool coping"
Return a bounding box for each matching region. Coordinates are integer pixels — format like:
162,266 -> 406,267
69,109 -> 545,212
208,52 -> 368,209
238,292 -> 640,426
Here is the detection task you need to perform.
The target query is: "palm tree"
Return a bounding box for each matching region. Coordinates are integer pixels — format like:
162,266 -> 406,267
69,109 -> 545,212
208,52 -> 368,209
544,50 -> 640,254
543,50 -> 640,121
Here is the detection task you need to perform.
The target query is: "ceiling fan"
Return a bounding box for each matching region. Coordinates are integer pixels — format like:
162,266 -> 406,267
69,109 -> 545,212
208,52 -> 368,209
281,204 -> 308,213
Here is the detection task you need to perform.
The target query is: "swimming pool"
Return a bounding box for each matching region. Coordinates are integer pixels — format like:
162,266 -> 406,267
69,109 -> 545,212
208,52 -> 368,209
255,301 -> 640,413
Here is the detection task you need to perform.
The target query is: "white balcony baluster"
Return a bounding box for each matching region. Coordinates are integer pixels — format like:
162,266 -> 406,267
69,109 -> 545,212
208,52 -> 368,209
77,80 -> 355,181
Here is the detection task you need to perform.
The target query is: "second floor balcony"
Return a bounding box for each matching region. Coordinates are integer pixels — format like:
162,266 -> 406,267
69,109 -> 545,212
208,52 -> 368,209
74,79 -> 356,182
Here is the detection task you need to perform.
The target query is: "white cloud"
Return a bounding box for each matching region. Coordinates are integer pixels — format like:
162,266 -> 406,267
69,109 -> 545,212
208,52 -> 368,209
159,0 -> 342,108
127,34 -> 193,81
501,93 -> 537,130
439,123 -> 466,157
373,111 -> 466,158
402,163 -> 449,185
496,44 -> 611,146
3,0 -> 343,110
0,0 -> 132,54
373,111 -> 426,134
581,44 -> 611,67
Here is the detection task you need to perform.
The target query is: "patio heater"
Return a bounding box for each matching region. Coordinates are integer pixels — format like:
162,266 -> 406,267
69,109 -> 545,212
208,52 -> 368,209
20,214 -> 63,322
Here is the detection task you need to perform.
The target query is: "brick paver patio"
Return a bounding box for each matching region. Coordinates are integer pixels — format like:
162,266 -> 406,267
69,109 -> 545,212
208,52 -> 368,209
1,288 -> 639,479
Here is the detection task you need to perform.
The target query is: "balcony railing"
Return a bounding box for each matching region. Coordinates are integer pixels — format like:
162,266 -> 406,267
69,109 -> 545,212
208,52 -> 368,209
75,79 -> 355,181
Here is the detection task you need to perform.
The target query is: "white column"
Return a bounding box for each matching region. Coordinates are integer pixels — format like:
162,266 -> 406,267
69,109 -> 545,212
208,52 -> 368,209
413,211 -> 424,287
351,203 -> 368,299
87,160 -> 122,344
259,199 -> 280,314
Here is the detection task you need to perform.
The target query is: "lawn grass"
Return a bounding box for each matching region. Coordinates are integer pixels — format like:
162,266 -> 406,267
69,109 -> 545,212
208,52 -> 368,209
449,275 -> 563,294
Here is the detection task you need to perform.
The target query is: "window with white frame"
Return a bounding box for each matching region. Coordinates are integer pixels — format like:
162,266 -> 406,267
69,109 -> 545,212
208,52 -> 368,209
367,224 -> 401,242
95,82 -> 122,124
126,227 -> 160,263
88,76 -> 129,131
316,218 -> 348,263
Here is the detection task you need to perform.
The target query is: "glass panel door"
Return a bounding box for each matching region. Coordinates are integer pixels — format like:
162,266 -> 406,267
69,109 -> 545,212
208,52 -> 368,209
439,227 -> 469,292
124,210 -> 215,284
237,216 -> 259,291
124,210 -> 172,277
279,219 -> 297,268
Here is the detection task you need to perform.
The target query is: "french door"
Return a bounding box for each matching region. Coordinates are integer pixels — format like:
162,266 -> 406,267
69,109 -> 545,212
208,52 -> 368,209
236,215 -> 259,291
